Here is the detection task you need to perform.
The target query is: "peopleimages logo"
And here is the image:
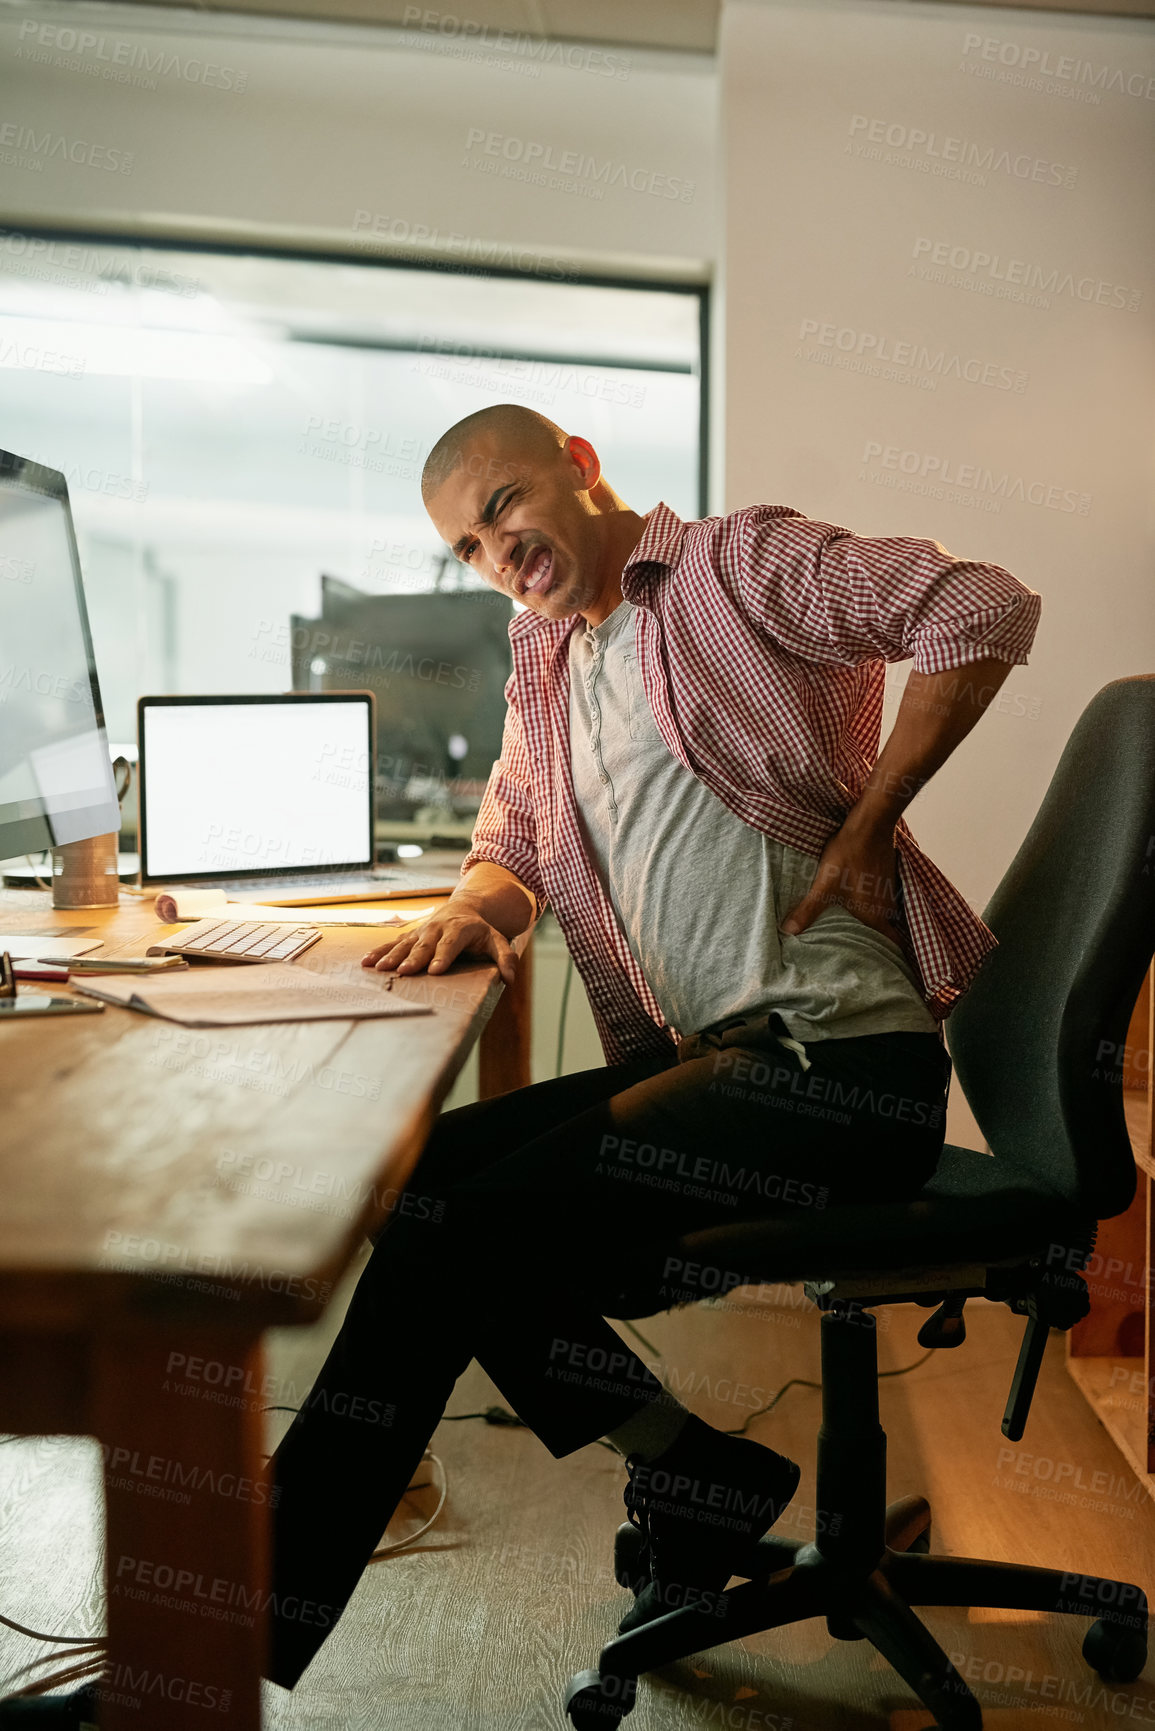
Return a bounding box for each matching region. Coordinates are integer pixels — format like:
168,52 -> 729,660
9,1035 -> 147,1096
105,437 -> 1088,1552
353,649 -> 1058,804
860,439 -> 1091,515
798,318 -> 1028,393
462,129 -> 696,202
401,7 -> 630,78
0,121 -> 133,173
351,211 -> 575,281
28,457 -> 149,502
847,114 -> 1077,188
0,335 -> 85,379
910,237 -> 1142,313
0,230 -> 200,297
411,334 -> 647,409
961,31 -> 1155,103
16,20 -> 248,91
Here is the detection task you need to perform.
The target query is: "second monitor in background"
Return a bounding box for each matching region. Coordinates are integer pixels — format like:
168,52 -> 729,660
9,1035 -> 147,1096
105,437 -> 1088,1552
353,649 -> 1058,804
292,579 -> 514,823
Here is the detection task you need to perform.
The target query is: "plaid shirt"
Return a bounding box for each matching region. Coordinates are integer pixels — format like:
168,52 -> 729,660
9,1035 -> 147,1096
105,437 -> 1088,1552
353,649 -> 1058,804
460,502 -> 1042,1066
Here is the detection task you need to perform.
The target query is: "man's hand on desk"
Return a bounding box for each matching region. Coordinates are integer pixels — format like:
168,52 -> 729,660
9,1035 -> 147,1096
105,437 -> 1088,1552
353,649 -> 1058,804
362,906 -> 520,987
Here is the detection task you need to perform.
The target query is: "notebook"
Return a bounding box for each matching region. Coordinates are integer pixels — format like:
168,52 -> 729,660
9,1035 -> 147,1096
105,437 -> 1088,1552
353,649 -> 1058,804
74,962 -> 435,1027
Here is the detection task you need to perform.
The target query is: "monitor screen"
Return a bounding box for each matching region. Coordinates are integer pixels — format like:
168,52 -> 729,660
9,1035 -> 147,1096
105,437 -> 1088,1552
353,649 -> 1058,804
292,580 -> 513,820
0,451 -> 120,858
138,694 -> 375,882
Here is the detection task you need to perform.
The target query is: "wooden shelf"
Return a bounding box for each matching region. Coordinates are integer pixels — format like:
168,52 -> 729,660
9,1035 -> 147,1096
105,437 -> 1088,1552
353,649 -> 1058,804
1067,967 -> 1154,1487
1127,1086 -> 1155,1185
1067,1356 -> 1154,1503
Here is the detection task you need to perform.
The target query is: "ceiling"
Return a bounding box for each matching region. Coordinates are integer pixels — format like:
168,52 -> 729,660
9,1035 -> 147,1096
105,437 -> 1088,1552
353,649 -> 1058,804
110,0 -> 1155,46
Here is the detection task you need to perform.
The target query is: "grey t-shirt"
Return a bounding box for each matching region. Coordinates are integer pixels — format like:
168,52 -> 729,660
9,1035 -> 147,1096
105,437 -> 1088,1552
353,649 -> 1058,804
567,597 -> 938,1044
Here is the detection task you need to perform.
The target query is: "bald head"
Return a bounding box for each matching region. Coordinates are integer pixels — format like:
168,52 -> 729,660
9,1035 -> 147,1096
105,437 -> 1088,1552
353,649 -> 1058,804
420,402 -> 641,627
421,404 -> 568,507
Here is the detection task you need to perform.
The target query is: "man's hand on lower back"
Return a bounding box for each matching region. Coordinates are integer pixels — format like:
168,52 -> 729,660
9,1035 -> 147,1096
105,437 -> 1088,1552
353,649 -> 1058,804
781,656 -> 1022,943
780,816 -> 900,942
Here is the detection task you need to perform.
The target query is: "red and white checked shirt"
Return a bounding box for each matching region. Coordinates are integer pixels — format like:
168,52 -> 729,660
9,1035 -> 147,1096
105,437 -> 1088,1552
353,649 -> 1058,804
460,502 -> 1042,1066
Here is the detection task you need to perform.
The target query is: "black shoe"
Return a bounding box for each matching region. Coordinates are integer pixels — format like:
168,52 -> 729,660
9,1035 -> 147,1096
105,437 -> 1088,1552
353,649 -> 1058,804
0,1689 -> 97,1727
618,1414 -> 799,1633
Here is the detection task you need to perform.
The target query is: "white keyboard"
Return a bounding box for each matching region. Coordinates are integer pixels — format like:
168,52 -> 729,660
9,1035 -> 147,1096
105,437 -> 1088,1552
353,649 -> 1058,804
146,918 -> 322,963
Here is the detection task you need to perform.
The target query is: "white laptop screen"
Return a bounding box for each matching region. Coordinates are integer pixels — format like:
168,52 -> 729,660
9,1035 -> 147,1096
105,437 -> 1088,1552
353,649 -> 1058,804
139,697 -> 373,881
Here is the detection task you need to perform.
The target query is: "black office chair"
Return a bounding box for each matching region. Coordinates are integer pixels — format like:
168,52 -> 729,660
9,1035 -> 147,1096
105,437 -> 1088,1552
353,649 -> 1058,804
565,675 -> 1155,1730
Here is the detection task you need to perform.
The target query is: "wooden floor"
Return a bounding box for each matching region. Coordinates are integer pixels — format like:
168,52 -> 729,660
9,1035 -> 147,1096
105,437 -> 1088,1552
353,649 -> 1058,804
2,1257 -> 1154,1729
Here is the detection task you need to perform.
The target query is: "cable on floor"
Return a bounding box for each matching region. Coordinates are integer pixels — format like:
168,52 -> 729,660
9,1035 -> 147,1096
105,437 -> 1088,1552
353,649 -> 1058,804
366,1452 -> 448,1562
442,1346 -> 938,1451
262,1409 -> 448,1561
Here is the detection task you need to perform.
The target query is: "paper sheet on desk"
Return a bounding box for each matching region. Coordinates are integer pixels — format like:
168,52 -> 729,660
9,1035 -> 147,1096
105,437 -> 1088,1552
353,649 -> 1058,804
153,889 -> 436,928
73,962 -> 436,1026
0,932 -> 103,958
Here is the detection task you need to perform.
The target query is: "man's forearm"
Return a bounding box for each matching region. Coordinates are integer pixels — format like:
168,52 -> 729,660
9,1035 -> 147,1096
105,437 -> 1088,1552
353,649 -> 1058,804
848,655 -> 1017,834
782,653 -> 1024,938
450,860 -> 539,940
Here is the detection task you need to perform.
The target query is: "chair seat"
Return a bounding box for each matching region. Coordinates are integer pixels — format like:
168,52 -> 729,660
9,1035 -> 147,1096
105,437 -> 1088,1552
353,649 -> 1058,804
674,1143 -> 1088,1291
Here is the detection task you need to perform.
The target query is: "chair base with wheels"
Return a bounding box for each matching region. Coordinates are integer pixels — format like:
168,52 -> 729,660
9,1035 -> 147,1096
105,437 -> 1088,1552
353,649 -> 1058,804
565,1302 -> 1148,1731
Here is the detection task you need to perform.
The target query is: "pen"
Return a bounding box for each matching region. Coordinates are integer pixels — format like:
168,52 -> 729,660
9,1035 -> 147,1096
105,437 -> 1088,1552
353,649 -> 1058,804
34,955 -> 189,974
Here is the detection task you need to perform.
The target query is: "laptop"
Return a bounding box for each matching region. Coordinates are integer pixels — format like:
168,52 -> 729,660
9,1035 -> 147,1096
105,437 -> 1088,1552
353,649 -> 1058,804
137,693 -> 467,904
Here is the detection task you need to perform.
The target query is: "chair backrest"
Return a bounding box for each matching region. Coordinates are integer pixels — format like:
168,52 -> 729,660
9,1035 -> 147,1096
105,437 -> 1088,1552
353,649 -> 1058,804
947,676 -> 1155,1219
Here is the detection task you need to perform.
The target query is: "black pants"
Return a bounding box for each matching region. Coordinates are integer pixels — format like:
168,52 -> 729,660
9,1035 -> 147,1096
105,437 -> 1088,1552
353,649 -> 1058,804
267,1015 -> 952,1687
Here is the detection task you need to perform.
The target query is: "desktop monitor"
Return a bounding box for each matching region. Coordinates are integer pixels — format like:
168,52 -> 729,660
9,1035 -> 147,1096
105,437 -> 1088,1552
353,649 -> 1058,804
291,578 -> 513,820
0,450 -> 120,858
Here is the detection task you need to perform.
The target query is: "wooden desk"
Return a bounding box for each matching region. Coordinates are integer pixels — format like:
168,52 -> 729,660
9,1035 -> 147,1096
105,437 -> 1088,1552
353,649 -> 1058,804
0,891 -> 532,1728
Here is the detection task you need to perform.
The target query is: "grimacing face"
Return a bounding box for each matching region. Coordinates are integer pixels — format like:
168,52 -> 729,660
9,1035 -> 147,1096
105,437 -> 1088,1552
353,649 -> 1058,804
425,433 -> 610,620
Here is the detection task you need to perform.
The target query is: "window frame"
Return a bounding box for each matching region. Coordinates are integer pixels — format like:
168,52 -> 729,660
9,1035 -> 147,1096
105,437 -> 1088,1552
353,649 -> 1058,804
0,226 -> 710,519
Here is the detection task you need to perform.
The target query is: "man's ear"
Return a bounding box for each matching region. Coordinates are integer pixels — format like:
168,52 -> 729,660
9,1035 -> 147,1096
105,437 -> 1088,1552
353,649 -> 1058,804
564,435 -> 601,492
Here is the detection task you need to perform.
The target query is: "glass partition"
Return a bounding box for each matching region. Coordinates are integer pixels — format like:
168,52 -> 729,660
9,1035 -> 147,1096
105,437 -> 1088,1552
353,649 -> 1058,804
0,238 -> 703,759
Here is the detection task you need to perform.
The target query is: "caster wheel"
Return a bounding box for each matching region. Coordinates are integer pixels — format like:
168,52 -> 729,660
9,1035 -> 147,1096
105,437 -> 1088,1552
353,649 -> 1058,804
564,1669 -> 637,1729
1083,1618 -> 1148,1683
613,1522 -> 646,1591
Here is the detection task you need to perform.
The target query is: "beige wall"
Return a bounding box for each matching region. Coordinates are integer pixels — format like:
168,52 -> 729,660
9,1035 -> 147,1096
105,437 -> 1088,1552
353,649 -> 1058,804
721,0 -> 1155,900
0,4 -> 715,274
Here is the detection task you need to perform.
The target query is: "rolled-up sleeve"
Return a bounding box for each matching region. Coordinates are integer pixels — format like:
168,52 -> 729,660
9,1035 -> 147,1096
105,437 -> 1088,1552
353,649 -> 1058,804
735,509 -> 1042,674
458,672 -> 549,919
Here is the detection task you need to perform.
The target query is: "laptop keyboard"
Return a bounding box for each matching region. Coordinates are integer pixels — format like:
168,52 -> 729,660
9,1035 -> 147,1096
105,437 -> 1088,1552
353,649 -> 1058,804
147,919 -> 323,963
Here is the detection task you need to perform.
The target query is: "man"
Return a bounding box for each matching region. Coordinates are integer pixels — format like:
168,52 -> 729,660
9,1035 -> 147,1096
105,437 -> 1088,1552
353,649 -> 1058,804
265,404 -> 1041,1689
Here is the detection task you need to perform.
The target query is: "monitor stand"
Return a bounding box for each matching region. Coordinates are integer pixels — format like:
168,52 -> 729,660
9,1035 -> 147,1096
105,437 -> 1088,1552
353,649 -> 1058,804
1,851 -> 140,889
